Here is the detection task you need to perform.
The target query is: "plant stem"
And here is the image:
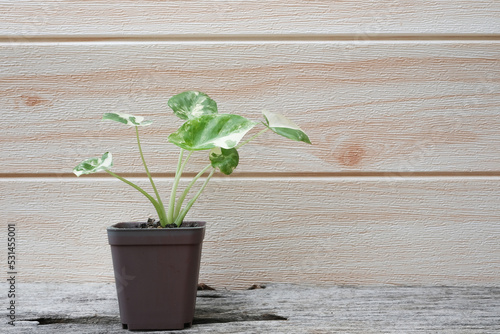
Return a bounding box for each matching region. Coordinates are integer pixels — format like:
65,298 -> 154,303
167,149 -> 193,224
235,127 -> 269,149
167,149 -> 184,224
174,168 -> 216,226
105,170 -> 163,217
135,126 -> 167,225
174,163 -> 212,218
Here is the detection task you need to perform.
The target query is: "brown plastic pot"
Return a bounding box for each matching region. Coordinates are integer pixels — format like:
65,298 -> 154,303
107,221 -> 206,331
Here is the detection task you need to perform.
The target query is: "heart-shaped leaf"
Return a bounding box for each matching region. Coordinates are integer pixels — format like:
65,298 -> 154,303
73,152 -> 113,177
168,114 -> 257,151
102,112 -> 153,126
262,110 -> 311,144
209,147 -> 239,175
168,91 -> 218,120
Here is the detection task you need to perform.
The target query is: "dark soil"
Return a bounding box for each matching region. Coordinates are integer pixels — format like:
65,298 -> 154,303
139,218 -> 199,229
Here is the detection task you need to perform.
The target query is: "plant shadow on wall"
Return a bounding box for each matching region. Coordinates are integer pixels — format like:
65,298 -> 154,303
72,91 -> 311,331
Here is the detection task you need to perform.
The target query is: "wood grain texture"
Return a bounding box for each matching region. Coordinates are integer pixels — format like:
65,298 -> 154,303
1,1 -> 500,37
2,283 -> 499,333
1,42 -> 499,174
1,177 -> 499,289
1,0 -> 499,291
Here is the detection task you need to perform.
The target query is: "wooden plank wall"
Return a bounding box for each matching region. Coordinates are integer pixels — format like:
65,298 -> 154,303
1,1 -> 499,289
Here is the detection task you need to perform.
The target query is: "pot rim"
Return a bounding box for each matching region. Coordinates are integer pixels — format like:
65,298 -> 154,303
107,221 -> 206,245
107,221 -> 206,231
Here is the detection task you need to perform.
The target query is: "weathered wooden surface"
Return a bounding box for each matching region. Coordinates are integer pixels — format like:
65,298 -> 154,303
0,283 -> 499,333
2,1 -> 499,37
1,177 -> 499,289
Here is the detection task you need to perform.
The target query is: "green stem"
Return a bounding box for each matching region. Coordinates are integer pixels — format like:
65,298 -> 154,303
105,170 -> 162,216
174,168 -> 216,227
174,163 -> 212,219
235,127 -> 269,149
167,149 -> 193,224
135,126 -> 167,225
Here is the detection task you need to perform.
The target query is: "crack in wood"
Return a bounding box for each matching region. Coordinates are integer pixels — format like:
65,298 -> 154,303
197,294 -> 226,298
193,313 -> 288,325
26,313 -> 288,326
27,316 -> 119,326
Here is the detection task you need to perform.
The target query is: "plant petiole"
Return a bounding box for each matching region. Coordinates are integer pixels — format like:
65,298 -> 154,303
167,149 -> 193,224
135,126 -> 167,226
235,127 -> 269,149
174,163 -> 212,218
105,170 -> 167,224
174,168 -> 216,226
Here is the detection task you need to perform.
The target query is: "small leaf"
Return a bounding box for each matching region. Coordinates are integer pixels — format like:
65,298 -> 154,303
73,152 -> 113,177
102,112 -> 153,126
262,110 -> 311,144
209,147 -> 239,175
168,114 -> 257,151
168,91 -> 218,120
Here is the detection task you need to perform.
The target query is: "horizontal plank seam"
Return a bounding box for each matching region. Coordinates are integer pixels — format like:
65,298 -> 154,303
1,172 -> 500,179
1,34 -> 500,43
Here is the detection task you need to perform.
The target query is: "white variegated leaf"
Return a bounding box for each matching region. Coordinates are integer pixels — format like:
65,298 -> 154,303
168,91 -> 218,120
209,147 -> 239,175
262,110 -> 311,144
168,114 -> 256,151
102,112 -> 153,126
73,152 -> 113,176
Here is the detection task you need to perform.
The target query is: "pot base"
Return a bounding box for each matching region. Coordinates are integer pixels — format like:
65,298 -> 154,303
123,320 -> 192,331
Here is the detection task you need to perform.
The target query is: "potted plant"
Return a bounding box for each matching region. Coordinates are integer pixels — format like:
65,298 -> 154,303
73,91 -> 311,331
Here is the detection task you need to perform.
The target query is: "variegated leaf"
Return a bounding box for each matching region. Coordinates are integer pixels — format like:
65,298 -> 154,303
102,112 -> 153,126
73,152 -> 113,177
168,114 -> 257,151
209,147 -> 239,175
168,91 -> 218,120
262,110 -> 311,144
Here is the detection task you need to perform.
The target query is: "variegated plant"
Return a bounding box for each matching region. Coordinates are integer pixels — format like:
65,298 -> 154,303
73,91 -> 310,227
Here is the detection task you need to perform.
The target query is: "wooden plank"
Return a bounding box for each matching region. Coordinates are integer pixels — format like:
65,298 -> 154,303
2,283 -> 499,333
1,177 -> 499,288
1,1 -> 500,37
1,42 -> 499,174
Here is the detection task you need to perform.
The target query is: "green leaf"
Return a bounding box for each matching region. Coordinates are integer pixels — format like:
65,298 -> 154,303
73,152 -> 113,177
102,112 -> 153,126
209,147 -> 239,175
168,91 -> 218,120
168,114 -> 257,151
262,110 -> 311,144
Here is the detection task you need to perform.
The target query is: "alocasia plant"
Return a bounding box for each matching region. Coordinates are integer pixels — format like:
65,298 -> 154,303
73,91 -> 311,227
